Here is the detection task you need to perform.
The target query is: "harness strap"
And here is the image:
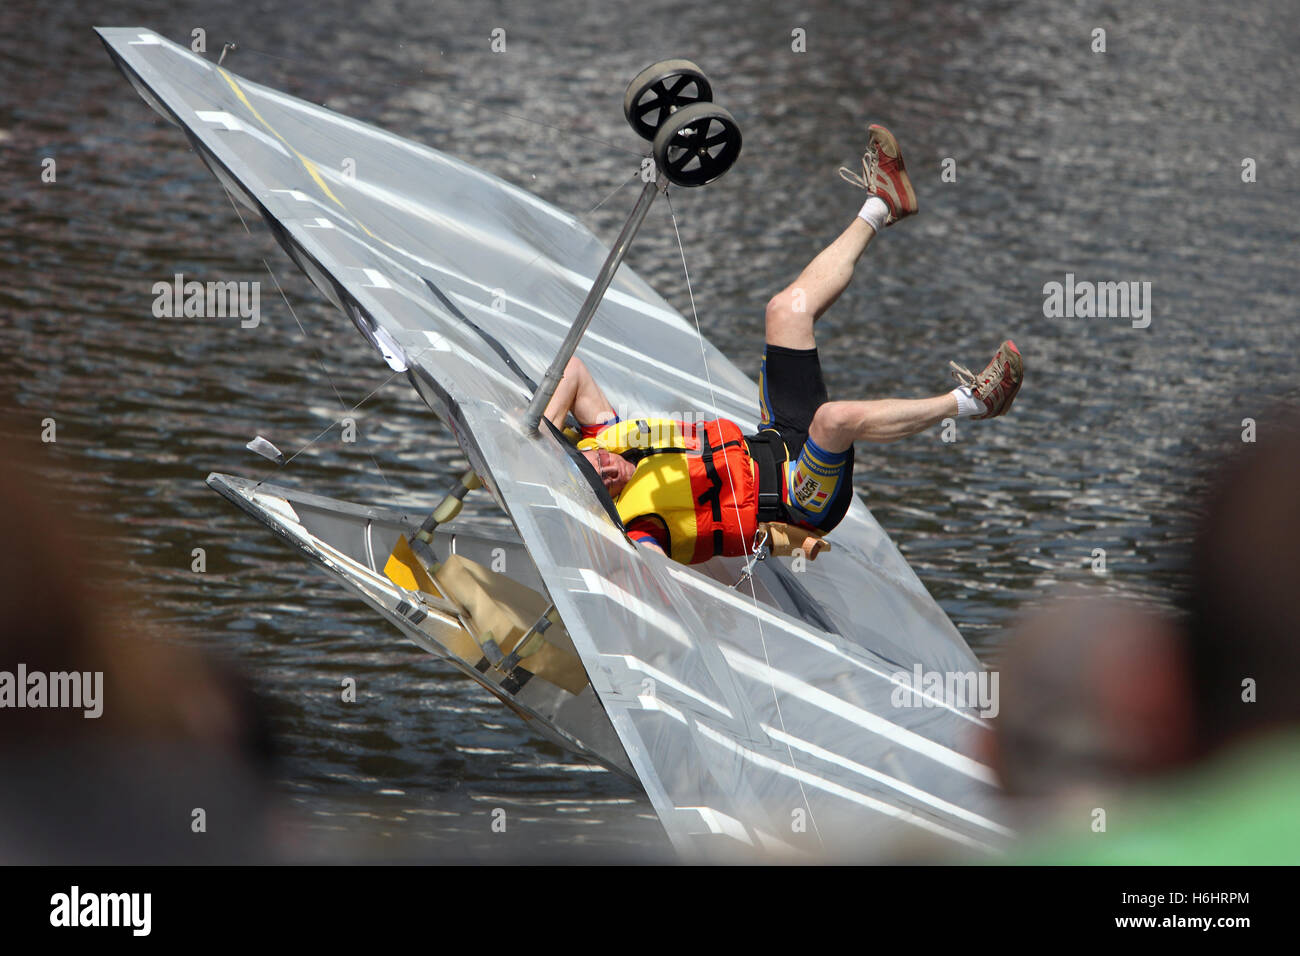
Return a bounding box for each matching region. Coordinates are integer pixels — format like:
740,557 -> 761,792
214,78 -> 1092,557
745,431 -> 789,522
622,446 -> 684,464
696,429 -> 726,555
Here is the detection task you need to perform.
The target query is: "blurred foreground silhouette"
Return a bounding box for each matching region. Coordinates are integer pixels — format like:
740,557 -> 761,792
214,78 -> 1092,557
0,418 -> 277,863
992,406 -> 1300,863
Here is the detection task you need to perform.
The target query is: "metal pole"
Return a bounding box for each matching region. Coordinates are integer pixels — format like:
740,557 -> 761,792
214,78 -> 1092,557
525,174 -> 665,430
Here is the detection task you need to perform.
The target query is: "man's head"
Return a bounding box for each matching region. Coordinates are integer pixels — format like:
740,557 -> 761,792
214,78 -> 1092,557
581,447 -> 635,497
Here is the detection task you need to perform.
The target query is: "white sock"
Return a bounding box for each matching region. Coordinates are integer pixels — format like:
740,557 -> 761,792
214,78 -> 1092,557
857,196 -> 889,234
951,386 -> 983,417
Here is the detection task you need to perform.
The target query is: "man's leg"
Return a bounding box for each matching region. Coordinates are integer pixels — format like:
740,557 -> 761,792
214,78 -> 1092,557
782,393 -> 957,531
765,216 -> 954,447
809,395 -> 957,450
764,217 -> 877,350
807,337 -> 1025,451
764,124 -> 918,350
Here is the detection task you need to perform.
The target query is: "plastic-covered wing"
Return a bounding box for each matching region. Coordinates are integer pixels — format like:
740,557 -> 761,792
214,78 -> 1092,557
101,27 -> 1008,859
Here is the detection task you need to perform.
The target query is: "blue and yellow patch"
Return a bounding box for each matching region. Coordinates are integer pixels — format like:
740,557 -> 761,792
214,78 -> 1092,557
784,437 -> 850,523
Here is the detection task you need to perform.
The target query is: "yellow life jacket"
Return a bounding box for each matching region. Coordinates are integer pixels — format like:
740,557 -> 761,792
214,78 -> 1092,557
579,418 -> 759,564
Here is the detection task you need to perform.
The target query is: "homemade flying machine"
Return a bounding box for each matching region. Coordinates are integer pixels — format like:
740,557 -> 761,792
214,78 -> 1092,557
99,27 -> 1008,860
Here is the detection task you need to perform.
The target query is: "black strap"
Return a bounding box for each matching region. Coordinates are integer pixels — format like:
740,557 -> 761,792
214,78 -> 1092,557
622,445 -> 685,464
745,431 -> 788,522
696,430 -> 726,555
423,277 -> 538,391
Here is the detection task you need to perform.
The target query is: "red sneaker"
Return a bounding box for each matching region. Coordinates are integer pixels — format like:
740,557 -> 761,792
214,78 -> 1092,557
838,124 -> 918,225
950,340 -> 1023,419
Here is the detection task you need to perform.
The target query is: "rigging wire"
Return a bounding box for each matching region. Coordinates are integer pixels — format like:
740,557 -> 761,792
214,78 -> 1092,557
273,370 -> 407,473
261,260 -> 397,491
664,190 -> 824,852
218,184 -> 402,492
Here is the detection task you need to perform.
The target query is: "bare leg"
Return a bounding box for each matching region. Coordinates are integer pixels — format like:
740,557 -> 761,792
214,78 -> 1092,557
543,356 -> 616,429
809,395 -> 958,451
765,217 -> 877,350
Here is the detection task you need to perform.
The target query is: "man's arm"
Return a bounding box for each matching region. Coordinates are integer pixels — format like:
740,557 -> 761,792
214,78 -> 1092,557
626,516 -> 668,556
631,535 -> 665,555
543,356 -> 618,433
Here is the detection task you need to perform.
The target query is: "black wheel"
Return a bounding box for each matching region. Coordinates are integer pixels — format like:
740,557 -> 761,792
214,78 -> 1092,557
652,102 -> 742,187
623,59 -> 712,141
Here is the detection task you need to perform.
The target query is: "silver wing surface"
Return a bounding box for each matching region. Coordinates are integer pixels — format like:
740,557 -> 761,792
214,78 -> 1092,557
101,27 -> 1007,859
205,472 -> 635,778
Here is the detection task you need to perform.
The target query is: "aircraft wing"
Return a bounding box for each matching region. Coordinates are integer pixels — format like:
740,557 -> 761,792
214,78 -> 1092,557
100,27 -> 1007,859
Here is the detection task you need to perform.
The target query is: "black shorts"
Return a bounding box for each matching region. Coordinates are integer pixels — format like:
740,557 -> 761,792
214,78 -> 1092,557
751,344 -> 855,532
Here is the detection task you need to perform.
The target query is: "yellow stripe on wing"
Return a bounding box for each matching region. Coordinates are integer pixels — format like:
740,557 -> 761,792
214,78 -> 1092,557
215,67 -> 376,239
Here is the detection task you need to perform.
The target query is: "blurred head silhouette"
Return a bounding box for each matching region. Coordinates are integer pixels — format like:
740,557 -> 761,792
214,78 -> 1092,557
989,404 -> 1300,836
1182,405 -> 1300,755
0,416 -> 275,862
986,593 -> 1191,809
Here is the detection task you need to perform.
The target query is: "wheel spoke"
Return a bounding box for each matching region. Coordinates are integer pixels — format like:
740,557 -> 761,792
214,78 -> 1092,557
651,100 -> 738,186
625,62 -> 712,140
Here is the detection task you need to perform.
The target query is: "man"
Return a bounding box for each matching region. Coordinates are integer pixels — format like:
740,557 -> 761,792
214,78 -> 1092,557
544,125 -> 1023,564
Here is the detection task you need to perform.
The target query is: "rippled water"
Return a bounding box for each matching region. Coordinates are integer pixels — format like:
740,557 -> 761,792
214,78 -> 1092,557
2,0 -> 1296,859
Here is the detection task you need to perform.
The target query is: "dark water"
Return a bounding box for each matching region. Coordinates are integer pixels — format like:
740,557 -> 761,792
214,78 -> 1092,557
1,0 -> 1296,859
